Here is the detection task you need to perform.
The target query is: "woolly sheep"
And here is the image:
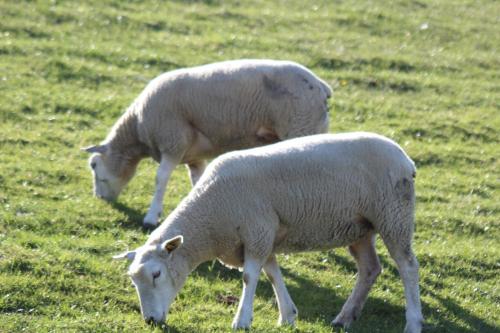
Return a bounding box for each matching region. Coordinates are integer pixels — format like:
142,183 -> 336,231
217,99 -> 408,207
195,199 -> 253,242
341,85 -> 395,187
83,59 -> 332,226
114,132 -> 423,333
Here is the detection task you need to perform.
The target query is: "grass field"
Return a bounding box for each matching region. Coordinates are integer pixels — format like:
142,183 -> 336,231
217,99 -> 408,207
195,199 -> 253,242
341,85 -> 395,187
0,0 -> 499,332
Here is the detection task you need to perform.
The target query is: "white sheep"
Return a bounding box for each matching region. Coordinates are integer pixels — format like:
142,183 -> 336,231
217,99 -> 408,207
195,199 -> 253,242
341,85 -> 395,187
83,59 -> 332,226
114,132 -> 423,333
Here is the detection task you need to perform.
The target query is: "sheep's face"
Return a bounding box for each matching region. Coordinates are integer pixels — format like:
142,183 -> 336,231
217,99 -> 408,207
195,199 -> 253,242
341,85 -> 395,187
88,152 -> 124,201
114,236 -> 185,324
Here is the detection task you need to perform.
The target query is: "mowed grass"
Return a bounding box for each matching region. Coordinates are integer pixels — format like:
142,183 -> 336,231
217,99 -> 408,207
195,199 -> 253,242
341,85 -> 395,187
0,0 -> 498,332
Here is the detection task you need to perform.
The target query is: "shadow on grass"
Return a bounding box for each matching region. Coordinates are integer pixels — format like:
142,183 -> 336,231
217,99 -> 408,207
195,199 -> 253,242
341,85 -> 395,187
191,255 -> 497,332
419,287 -> 498,333
376,254 -> 498,332
191,260 -> 405,331
110,201 -> 152,232
280,265 -> 410,331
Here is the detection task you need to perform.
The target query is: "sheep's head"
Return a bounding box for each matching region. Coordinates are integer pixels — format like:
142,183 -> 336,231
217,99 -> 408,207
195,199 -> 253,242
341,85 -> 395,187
114,236 -> 186,324
83,144 -> 125,201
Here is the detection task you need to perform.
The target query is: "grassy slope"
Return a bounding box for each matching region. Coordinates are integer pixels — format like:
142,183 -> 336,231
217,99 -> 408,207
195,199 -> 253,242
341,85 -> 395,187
0,0 -> 498,332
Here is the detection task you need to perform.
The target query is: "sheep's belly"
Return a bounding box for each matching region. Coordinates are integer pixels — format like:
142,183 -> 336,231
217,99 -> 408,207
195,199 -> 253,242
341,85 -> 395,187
182,126 -> 277,164
274,217 -> 374,253
217,244 -> 245,269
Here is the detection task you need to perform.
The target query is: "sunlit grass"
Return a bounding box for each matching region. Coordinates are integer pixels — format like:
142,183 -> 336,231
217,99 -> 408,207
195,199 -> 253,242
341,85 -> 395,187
0,0 -> 498,332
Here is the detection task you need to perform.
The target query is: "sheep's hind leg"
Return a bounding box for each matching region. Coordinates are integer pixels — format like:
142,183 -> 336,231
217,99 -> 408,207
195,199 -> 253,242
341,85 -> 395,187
332,232 -> 381,329
382,237 -> 423,333
263,254 -> 298,326
232,255 -> 266,330
143,155 -> 177,227
186,160 -> 206,186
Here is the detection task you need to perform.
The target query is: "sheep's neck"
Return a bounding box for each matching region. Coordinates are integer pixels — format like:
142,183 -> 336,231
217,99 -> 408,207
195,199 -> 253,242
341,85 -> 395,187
180,223 -> 216,270
163,209 -> 218,272
106,112 -> 147,180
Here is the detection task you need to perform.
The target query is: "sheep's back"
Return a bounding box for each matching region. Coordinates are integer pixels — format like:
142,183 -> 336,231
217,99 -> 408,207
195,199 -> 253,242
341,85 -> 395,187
137,60 -> 331,152
195,132 -> 415,251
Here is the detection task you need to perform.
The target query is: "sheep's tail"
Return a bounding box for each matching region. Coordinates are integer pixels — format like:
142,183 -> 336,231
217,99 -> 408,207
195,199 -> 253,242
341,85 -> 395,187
410,160 -> 417,179
402,150 -> 417,179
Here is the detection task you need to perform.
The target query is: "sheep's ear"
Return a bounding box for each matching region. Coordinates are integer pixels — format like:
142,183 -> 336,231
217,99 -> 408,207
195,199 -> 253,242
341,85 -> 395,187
161,236 -> 183,254
81,144 -> 107,154
113,250 -> 136,261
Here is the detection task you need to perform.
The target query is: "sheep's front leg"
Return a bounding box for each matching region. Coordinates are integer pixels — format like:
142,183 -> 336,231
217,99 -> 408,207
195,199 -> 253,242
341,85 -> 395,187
263,255 -> 298,326
332,233 -> 381,329
187,160 -> 206,186
143,156 -> 176,227
232,256 -> 264,330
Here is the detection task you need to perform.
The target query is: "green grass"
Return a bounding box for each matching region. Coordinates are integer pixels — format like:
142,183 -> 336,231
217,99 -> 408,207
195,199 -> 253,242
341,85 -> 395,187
0,0 -> 498,332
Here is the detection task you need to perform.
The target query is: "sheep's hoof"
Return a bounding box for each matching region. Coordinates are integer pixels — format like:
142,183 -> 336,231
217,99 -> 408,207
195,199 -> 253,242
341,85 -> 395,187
404,320 -> 423,333
278,318 -> 296,327
331,319 -> 347,330
278,306 -> 298,326
231,315 -> 252,330
231,322 -> 251,331
143,222 -> 157,230
143,215 -> 159,228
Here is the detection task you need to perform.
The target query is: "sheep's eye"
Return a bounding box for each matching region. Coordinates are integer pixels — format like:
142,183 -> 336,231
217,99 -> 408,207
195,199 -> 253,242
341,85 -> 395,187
90,162 -> 97,169
152,271 -> 161,287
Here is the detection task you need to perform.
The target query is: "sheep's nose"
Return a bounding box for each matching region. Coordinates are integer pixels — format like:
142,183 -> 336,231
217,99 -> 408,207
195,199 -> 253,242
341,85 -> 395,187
146,316 -> 156,324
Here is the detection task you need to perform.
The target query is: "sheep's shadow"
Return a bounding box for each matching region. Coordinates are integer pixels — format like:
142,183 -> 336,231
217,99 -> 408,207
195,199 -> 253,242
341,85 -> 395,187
110,201 -> 153,232
191,253 -> 497,332
374,254 -> 498,332
191,258 -> 404,330
419,289 -> 499,333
